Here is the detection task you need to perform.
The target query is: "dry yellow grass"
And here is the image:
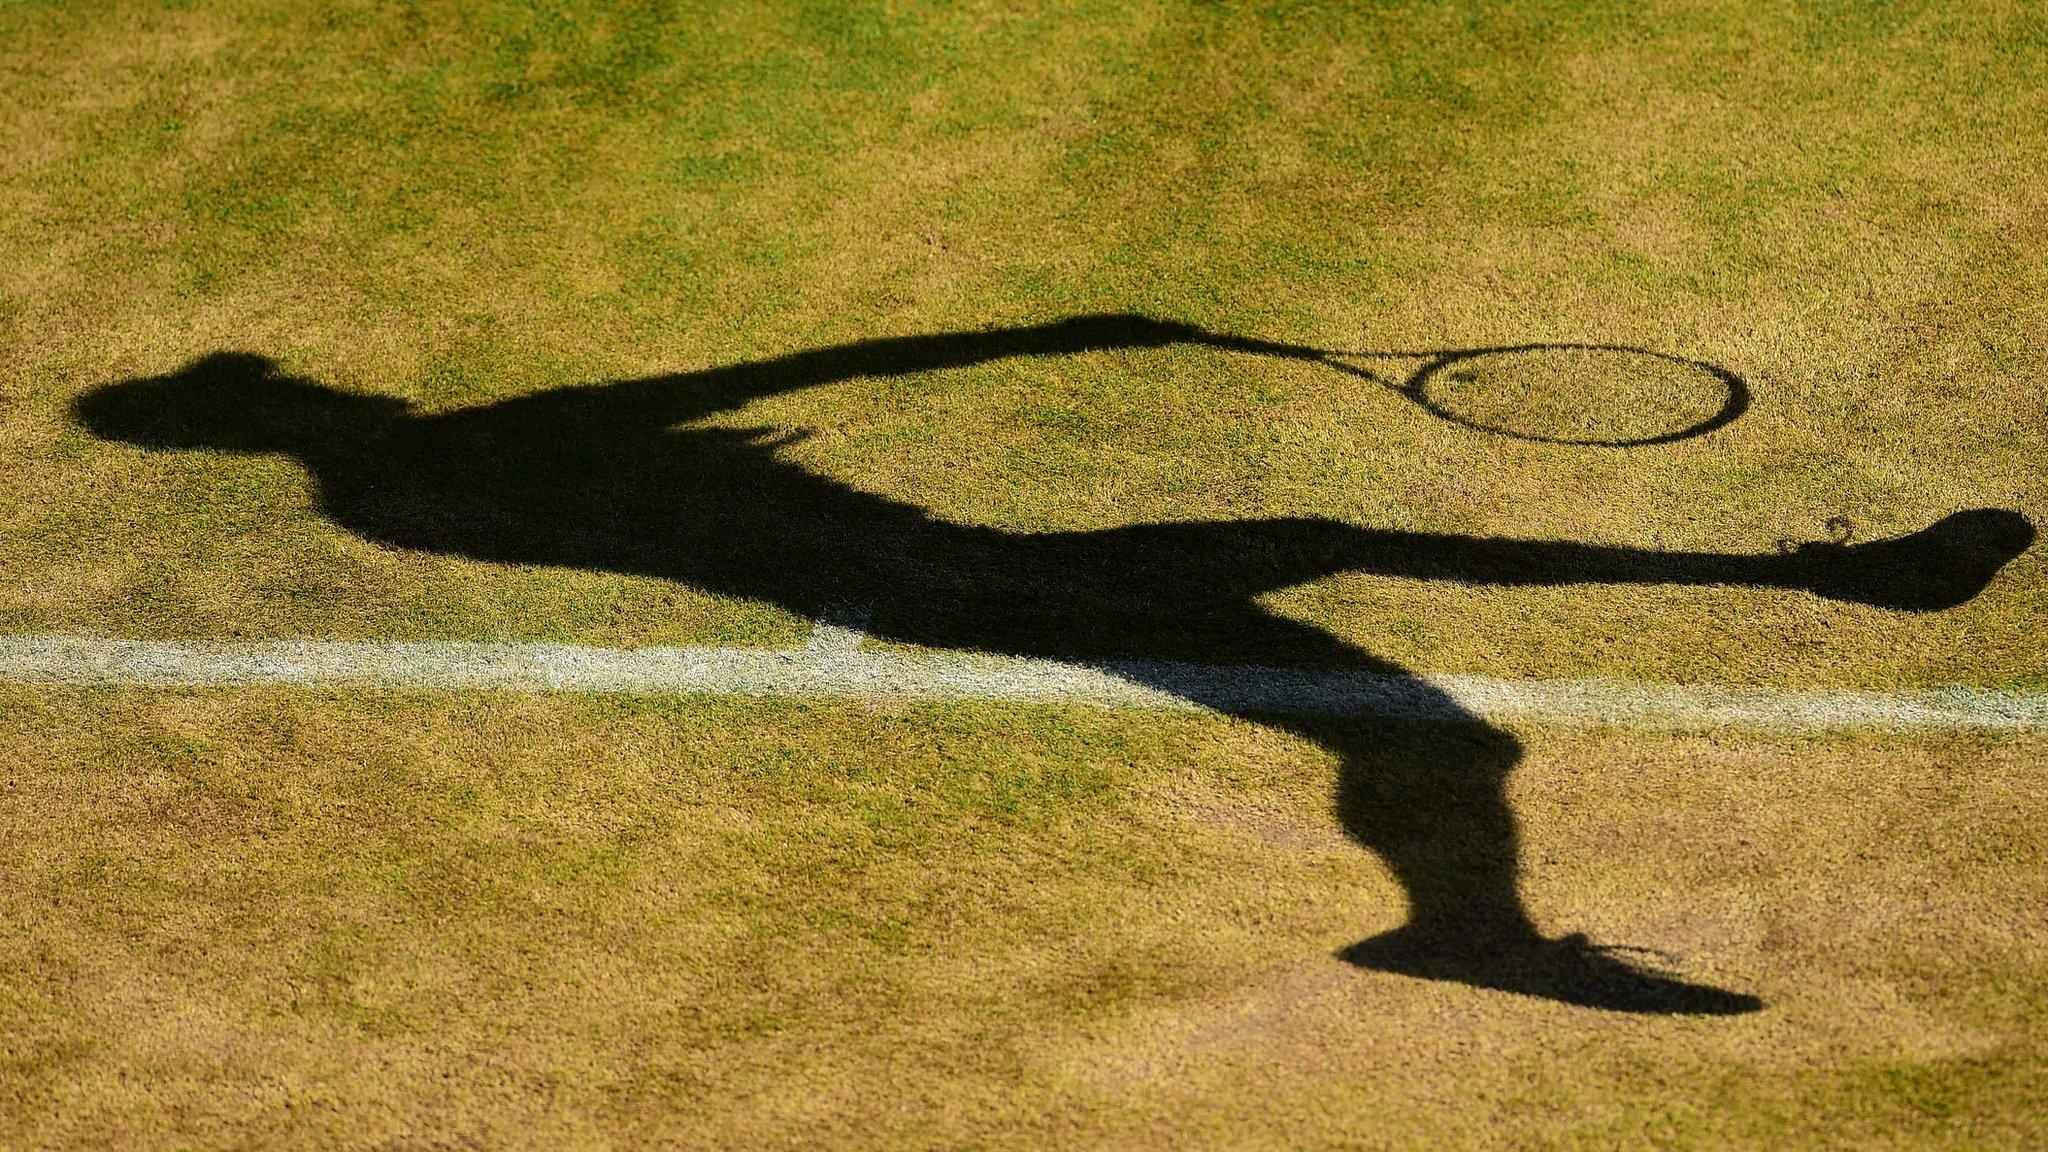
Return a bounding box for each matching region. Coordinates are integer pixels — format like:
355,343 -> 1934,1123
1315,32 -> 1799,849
2,687 -> 2043,1149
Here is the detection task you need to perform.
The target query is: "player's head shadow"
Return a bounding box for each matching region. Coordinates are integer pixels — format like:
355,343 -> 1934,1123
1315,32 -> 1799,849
72,351 -> 407,457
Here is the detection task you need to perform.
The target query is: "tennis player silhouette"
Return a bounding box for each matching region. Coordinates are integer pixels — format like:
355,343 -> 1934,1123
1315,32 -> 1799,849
74,315 -> 2035,1014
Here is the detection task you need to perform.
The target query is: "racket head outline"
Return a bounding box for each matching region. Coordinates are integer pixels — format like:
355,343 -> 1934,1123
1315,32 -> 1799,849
1311,341 -> 1750,448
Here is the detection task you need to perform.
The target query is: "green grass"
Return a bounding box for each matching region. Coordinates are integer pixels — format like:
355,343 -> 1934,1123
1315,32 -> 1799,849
2,0 -> 2043,684
2,1 -> 2046,1146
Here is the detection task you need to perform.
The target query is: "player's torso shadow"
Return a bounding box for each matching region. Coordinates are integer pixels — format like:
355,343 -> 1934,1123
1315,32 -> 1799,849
78,317 -> 2030,1016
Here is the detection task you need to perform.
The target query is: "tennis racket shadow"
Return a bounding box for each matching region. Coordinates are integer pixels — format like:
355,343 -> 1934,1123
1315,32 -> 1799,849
1191,329 -> 1750,448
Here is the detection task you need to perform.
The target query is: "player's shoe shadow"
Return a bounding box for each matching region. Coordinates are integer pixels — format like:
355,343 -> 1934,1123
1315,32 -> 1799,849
71,316 -> 2035,1016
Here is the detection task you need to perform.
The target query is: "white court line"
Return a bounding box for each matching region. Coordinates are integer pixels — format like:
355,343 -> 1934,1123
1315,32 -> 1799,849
1,632 -> 2044,731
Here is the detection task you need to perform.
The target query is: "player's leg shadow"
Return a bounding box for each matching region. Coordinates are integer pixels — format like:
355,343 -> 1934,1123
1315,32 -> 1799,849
1102,628 -> 1765,1015
1311,715 -> 1761,1014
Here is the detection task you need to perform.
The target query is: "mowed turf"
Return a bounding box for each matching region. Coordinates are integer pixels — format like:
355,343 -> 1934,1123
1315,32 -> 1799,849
3,688 -> 2045,1149
2,0 -> 2046,1147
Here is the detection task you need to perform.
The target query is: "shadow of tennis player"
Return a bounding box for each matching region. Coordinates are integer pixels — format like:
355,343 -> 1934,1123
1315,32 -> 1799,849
73,315 -> 2035,1015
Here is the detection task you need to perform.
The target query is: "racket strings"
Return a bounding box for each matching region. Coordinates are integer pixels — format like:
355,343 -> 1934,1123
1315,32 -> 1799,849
1181,328 -> 1746,447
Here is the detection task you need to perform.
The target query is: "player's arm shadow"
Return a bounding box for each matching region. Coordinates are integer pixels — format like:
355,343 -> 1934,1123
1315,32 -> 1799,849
481,313 -> 1214,431
69,320 -> 2035,1018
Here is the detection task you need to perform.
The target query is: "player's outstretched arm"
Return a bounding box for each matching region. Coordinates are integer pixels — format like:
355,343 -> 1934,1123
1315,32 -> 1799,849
1319,509 -> 2035,614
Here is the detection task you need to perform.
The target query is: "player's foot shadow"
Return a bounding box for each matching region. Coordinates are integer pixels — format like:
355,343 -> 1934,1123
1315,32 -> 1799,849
69,317 -> 2036,1017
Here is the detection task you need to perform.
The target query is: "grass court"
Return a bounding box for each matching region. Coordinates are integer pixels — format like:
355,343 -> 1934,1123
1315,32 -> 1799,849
2,2 -> 2045,1147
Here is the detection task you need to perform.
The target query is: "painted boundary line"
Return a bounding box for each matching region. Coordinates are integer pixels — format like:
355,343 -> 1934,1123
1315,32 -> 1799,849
2,633 -> 2044,731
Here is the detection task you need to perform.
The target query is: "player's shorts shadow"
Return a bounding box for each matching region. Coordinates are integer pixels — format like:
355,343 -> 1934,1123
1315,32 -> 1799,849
71,316 -> 2037,1016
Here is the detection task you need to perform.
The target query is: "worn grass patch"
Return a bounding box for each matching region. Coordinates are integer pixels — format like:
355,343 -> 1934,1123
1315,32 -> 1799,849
1,687 -> 2043,1149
